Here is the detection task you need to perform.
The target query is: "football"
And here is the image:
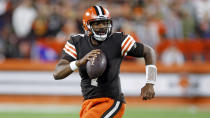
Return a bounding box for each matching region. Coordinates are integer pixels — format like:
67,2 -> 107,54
86,50 -> 107,79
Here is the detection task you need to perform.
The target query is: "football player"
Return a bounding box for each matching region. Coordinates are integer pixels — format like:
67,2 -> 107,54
53,6 -> 157,118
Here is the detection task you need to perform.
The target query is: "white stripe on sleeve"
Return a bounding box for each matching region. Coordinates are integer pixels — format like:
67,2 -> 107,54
63,48 -> 77,59
121,35 -> 136,56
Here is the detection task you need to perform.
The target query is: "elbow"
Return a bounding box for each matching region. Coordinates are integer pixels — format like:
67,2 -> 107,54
53,73 -> 60,80
149,47 -> 156,57
53,70 -> 71,80
147,45 -> 155,53
143,45 -> 156,64
144,46 -> 155,57
53,72 -> 64,80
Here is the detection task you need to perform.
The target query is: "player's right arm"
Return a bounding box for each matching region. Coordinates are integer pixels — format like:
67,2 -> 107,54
53,40 -> 100,80
53,59 -> 73,80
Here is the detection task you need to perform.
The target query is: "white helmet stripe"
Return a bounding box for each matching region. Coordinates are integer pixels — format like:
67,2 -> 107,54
96,6 -> 103,16
99,6 -> 105,15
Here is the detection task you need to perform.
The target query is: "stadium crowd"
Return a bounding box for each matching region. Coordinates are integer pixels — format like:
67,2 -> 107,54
0,0 -> 210,64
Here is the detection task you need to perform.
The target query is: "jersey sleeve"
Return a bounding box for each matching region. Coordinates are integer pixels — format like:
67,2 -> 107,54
60,38 -> 77,62
127,42 -> 144,57
121,34 -> 136,56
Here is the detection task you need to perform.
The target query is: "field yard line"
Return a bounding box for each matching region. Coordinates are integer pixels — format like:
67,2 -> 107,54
0,104 -> 80,113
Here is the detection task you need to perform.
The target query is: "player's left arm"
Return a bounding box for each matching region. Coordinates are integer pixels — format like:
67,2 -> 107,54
140,44 -> 156,100
125,36 -> 156,100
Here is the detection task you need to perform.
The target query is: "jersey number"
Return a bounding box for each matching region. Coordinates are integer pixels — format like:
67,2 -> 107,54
91,78 -> 98,86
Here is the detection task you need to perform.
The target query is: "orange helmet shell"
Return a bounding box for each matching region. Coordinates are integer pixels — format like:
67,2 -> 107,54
83,6 -> 111,34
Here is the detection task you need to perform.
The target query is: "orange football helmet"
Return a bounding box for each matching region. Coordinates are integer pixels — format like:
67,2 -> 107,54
83,6 -> 112,41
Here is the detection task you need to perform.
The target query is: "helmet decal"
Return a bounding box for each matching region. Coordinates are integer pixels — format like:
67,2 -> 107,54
93,6 -> 105,16
93,6 -> 100,16
99,6 -> 105,15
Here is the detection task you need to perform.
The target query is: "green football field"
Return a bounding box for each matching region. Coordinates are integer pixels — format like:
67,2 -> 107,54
0,104 -> 209,118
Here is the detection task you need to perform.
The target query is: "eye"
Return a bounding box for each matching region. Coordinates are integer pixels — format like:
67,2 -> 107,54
92,21 -> 100,26
102,21 -> 108,25
90,20 -> 111,27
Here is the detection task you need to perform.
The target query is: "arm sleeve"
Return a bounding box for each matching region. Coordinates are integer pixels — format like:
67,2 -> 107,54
60,38 -> 77,62
127,42 -> 144,57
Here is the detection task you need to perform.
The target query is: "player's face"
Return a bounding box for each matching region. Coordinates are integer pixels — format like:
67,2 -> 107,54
90,20 -> 111,35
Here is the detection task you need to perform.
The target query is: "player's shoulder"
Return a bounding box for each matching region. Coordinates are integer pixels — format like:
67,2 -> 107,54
71,34 -> 85,38
67,34 -> 85,44
110,32 -> 124,38
108,32 -> 123,41
109,32 -> 132,42
111,32 -> 131,38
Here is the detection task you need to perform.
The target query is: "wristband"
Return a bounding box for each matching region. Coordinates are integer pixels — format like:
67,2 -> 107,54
146,65 -> 157,84
69,61 -> 78,71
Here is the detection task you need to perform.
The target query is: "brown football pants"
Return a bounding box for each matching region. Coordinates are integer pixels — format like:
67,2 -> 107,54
80,97 -> 126,118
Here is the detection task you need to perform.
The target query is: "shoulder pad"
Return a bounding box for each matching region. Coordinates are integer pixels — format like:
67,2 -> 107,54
71,34 -> 85,38
110,32 -> 126,39
112,32 -> 124,36
70,34 -> 85,43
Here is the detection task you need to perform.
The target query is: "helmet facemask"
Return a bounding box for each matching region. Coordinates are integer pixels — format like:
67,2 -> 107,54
88,19 -> 112,41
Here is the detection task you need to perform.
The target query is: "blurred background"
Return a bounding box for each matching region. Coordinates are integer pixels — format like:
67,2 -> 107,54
0,0 -> 210,118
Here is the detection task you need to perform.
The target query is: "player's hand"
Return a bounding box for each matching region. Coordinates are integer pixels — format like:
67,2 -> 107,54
76,49 -> 100,67
140,83 -> 155,100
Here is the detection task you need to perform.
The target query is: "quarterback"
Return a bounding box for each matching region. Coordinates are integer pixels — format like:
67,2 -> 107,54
53,6 -> 157,118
